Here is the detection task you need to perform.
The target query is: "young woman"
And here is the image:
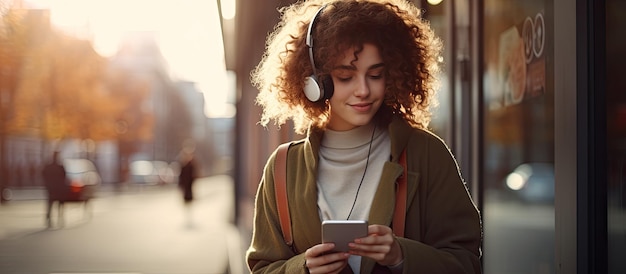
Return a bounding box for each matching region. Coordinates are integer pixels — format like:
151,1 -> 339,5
246,0 -> 482,273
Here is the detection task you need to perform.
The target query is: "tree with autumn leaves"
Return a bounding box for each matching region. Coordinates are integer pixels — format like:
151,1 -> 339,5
0,2 -> 29,201
0,3 -> 195,200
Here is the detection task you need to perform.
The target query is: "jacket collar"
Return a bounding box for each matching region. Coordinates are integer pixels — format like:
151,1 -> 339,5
388,115 -> 411,162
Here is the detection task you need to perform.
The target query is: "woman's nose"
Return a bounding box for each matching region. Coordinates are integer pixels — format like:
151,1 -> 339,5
354,77 -> 370,97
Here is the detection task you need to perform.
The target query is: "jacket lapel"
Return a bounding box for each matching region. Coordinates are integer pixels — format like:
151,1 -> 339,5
368,161 -> 404,226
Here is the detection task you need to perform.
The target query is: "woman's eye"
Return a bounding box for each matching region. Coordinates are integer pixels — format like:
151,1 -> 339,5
337,77 -> 352,82
369,74 -> 383,79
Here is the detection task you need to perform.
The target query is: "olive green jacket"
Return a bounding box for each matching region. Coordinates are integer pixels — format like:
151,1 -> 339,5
246,117 -> 482,273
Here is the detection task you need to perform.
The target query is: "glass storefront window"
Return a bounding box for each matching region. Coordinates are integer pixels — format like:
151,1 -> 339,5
483,0 -> 554,273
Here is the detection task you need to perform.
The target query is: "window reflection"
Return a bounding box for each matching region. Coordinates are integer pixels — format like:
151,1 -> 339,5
483,0 -> 554,273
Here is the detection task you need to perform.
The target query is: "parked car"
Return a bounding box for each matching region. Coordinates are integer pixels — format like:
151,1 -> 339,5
62,158 -> 102,201
504,162 -> 554,204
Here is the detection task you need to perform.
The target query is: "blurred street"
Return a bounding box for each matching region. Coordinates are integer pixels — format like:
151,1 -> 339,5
0,175 -> 247,274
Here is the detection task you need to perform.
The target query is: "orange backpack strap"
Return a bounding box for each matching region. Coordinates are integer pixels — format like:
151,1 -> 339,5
393,149 -> 408,237
274,143 -> 293,246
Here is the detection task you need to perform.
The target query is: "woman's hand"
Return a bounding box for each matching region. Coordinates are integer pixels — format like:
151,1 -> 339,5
304,243 -> 350,274
349,224 -> 403,266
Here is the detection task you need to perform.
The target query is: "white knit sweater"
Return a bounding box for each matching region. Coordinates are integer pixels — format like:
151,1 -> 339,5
317,122 -> 391,221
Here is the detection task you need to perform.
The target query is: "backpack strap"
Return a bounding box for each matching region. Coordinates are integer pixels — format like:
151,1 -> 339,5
274,143 -> 293,246
392,149 -> 408,237
274,143 -> 408,245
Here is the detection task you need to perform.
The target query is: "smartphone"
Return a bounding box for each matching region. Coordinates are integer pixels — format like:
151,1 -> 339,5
321,220 -> 368,253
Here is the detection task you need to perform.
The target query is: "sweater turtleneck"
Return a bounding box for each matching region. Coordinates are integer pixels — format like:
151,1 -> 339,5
317,122 -> 391,221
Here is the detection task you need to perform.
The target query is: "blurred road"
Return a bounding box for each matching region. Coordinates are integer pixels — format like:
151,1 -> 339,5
0,175 -> 247,274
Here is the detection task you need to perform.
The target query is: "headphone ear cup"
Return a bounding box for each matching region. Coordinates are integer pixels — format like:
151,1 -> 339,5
304,74 -> 323,102
320,75 -> 334,100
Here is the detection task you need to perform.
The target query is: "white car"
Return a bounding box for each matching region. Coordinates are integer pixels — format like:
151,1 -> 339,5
62,158 -> 102,201
129,160 -> 178,185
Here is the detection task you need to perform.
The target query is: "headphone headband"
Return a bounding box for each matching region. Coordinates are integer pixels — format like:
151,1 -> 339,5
306,5 -> 326,75
303,5 -> 334,102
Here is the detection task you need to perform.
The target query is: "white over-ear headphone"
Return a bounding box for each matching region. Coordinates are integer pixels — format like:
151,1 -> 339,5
303,5 -> 334,102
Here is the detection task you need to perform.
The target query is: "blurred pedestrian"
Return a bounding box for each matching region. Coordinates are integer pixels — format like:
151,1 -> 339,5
178,151 -> 197,228
42,151 -> 67,227
178,152 -> 197,204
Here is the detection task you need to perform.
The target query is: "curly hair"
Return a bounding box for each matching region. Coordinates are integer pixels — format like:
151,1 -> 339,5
252,0 -> 442,134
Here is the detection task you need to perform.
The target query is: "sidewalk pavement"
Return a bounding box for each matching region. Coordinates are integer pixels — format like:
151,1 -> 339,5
0,175 -> 251,274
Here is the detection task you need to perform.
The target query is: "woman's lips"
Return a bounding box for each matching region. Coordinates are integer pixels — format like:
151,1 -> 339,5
350,102 -> 372,112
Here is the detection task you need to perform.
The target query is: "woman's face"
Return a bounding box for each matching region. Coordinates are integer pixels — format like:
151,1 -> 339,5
327,43 -> 385,131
